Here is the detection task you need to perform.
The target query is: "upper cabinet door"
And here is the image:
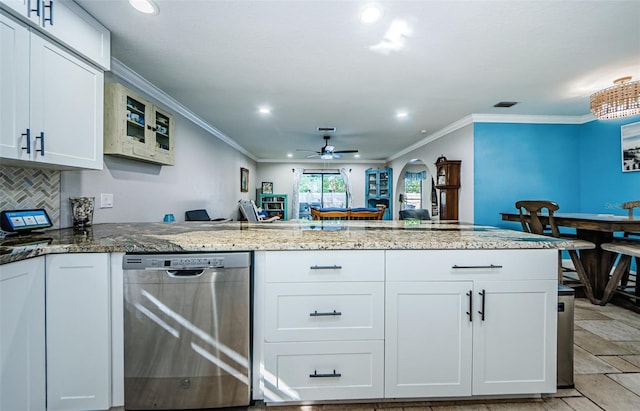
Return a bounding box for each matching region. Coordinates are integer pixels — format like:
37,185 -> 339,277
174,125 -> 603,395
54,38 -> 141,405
30,32 -> 104,169
0,0 -> 40,25
0,13 -> 30,161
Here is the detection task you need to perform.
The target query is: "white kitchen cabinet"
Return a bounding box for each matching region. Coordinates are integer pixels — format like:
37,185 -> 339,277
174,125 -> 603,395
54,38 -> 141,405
385,281 -> 473,398
385,250 -> 557,398
257,250 -> 385,403
0,257 -> 46,411
0,12 -> 31,162
472,280 -> 557,395
46,253 -> 110,411
104,82 -> 175,166
0,0 -> 111,69
0,12 -> 104,170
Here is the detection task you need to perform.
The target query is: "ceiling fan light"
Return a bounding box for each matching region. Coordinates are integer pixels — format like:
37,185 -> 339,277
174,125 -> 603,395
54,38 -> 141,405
320,154 -> 333,160
590,77 -> 640,120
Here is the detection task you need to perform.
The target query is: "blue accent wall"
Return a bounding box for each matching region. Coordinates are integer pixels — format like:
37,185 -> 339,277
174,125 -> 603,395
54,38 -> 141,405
578,116 -> 640,213
474,122 -> 581,229
474,117 -> 640,229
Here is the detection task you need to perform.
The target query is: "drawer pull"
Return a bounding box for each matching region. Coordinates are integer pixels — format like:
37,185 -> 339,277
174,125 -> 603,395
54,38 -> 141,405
309,369 -> 342,378
310,265 -> 342,270
309,310 -> 342,317
452,264 -> 503,269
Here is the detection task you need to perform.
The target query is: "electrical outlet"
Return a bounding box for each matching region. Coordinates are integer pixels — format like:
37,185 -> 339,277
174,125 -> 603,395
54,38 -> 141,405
100,193 -> 113,208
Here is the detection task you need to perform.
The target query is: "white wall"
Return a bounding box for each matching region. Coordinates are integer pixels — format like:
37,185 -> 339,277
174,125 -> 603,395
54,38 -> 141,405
255,162 -> 385,219
60,80 -> 256,227
389,124 -> 474,222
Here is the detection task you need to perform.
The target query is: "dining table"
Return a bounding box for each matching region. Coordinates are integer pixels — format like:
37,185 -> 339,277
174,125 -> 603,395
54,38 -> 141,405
500,212 -> 640,301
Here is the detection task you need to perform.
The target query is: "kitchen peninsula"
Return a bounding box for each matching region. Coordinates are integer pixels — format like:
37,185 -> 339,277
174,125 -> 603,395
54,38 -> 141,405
1,221 -> 570,410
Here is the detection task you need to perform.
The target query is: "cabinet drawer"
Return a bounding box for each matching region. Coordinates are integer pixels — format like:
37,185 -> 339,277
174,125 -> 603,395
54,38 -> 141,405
263,340 -> 384,402
386,249 -> 557,281
265,283 -> 384,342
264,250 -> 384,282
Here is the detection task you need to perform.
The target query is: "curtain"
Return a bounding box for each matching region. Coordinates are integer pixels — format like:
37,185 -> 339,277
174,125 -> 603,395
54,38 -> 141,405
340,167 -> 353,208
291,168 -> 303,219
405,170 -> 427,181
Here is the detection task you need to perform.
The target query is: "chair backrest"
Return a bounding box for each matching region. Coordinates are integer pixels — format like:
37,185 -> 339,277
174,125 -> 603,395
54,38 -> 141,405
622,201 -> 640,219
399,208 -> 431,221
515,200 -> 560,237
238,200 -> 259,222
310,207 -> 350,220
185,209 -> 211,221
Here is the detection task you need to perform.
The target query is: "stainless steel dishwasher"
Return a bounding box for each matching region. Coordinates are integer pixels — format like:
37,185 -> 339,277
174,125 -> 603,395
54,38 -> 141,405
122,252 -> 251,410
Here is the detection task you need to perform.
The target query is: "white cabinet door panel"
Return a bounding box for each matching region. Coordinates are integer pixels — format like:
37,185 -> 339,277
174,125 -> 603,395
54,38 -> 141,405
472,280 -> 557,395
385,281 -> 473,398
0,257 -> 46,411
46,253 -> 110,411
264,250 -> 384,282
30,33 -> 103,169
386,249 -> 557,281
264,340 -> 384,402
265,282 -> 384,342
0,13 -> 30,161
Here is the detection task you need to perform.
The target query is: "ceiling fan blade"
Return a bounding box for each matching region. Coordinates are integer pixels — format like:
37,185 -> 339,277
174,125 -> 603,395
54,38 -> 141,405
333,149 -> 359,154
307,153 -> 320,158
296,148 -> 320,153
332,153 -> 342,159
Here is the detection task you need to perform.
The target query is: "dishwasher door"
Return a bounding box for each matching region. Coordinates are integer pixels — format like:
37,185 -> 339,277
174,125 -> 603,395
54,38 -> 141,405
123,253 -> 251,410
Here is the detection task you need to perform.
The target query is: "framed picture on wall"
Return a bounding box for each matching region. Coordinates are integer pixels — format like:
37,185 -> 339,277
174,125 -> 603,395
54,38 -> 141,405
261,182 -> 273,194
621,121 -> 640,172
240,168 -> 249,192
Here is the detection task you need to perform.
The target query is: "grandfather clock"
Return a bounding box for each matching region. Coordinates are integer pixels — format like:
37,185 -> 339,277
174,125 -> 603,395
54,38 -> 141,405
435,156 -> 461,220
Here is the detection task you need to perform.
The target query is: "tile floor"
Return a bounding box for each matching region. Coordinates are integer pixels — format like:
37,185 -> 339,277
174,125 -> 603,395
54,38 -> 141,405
247,298 -> 640,411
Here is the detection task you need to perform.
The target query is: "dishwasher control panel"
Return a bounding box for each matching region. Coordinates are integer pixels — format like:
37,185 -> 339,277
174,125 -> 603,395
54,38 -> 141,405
123,252 -> 250,270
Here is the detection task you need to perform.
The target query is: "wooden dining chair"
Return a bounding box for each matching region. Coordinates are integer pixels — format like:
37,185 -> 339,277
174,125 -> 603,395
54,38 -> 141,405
515,200 -> 596,303
616,201 -> 640,301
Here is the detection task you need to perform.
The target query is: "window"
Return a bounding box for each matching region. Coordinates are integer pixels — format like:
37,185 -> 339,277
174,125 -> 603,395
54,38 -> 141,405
404,178 -> 422,209
298,171 -> 347,219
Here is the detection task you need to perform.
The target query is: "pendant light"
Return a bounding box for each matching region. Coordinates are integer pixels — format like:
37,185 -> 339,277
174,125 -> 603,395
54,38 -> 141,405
590,76 -> 640,120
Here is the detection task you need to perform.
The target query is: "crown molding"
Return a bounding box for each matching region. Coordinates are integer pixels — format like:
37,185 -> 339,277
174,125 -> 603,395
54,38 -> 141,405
257,158 -> 387,164
387,113 -> 597,162
109,58 -> 257,161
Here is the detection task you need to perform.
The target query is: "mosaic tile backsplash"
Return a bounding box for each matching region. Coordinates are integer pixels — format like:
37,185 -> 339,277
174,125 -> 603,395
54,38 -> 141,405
0,165 -> 61,228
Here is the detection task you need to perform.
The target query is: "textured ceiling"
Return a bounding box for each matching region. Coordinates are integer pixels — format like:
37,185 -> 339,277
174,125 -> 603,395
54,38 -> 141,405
76,0 -> 640,162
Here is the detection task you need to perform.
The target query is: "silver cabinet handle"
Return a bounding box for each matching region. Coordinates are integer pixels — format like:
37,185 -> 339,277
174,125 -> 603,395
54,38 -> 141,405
452,264 -> 503,269
310,265 -> 342,270
309,310 -> 342,317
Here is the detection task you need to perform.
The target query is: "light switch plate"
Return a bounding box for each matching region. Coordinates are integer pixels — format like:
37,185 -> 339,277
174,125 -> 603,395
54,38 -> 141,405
100,193 -> 113,208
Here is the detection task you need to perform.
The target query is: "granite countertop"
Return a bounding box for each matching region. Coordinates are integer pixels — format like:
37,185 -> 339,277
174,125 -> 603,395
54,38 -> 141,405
0,220 -> 573,265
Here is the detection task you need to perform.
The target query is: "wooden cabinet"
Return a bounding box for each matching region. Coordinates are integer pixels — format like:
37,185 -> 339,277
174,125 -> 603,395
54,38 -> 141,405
0,0 -> 111,69
46,253 -> 111,411
257,250 -> 385,402
385,250 -> 557,398
434,157 -> 461,220
258,194 -> 287,220
365,167 -> 392,220
0,257 -> 46,411
0,12 -> 104,170
104,83 -> 175,166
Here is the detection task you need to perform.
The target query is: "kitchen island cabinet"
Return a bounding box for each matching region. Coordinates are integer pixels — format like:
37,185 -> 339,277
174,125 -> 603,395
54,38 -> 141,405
385,250 -> 557,398
0,221 -> 572,409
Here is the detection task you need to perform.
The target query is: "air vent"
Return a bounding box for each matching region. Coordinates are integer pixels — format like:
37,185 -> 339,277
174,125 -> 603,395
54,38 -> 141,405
317,127 -> 336,132
493,101 -> 518,108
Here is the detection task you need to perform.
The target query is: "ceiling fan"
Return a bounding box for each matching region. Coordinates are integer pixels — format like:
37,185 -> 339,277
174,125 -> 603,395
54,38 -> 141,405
297,135 -> 359,160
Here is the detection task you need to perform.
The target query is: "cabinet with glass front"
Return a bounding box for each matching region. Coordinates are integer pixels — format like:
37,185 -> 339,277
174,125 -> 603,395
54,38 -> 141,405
104,83 -> 175,165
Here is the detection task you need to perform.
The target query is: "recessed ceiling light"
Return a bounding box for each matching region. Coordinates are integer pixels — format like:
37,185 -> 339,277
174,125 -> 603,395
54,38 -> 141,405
287,153 -> 293,158
354,154 -> 361,158
258,106 -> 271,114
128,0 -> 159,15
396,111 -> 408,118
360,6 -> 381,24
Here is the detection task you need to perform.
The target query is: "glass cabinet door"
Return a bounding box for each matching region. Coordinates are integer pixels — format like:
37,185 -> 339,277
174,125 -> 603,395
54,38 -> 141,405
379,171 -> 389,197
155,111 -> 171,152
368,173 -> 377,196
126,96 -> 147,143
